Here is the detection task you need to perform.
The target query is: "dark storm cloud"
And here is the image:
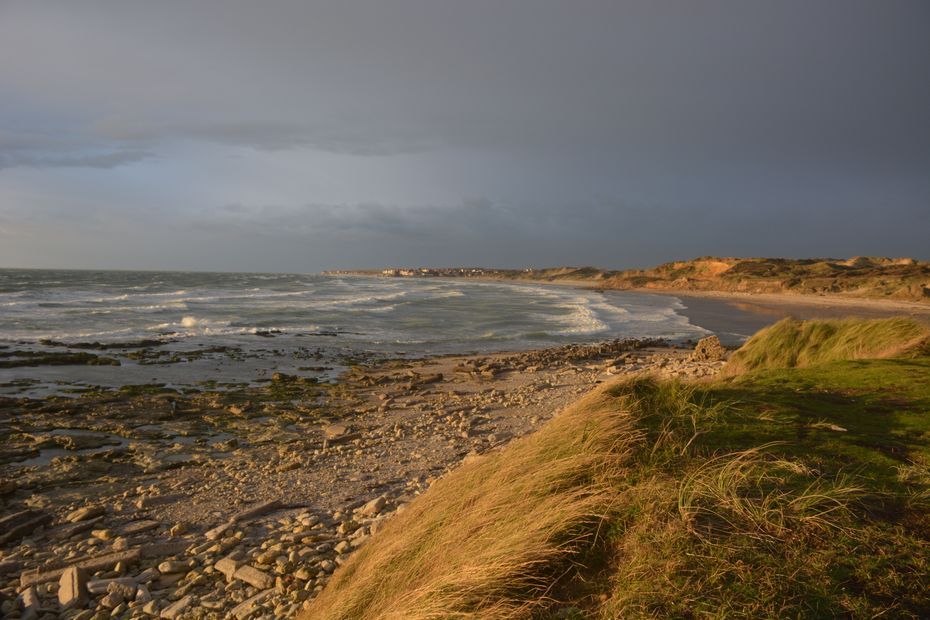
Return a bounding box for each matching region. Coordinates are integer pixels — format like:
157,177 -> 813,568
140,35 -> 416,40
0,149 -> 153,170
0,0 -> 928,269
185,195 -> 930,271
91,120 -> 437,156
0,129 -> 152,170
4,0 -> 928,163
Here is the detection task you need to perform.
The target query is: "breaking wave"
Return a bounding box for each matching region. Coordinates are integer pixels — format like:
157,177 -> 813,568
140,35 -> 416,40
0,269 -> 708,350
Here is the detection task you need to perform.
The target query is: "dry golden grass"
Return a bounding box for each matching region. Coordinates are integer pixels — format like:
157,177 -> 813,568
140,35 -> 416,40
723,316 -> 929,375
302,379 -> 874,619
676,445 -> 863,540
591,256 -> 930,301
300,320 -> 930,618
301,387 -> 641,620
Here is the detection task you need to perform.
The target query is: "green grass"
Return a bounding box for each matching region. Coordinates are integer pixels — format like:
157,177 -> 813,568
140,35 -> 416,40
301,320 -> 930,619
594,359 -> 930,618
725,317 -> 929,374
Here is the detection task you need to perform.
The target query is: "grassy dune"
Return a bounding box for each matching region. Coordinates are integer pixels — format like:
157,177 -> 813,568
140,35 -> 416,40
430,257 -> 930,302
598,256 -> 930,301
724,316 -> 930,374
302,319 -> 930,619
302,388 -> 640,619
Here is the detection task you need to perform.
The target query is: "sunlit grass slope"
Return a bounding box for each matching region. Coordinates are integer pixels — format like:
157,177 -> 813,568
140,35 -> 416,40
303,387 -> 641,619
724,316 -> 930,374
302,319 -> 930,619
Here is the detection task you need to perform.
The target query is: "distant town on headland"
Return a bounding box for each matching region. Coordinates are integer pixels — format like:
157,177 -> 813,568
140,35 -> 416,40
325,256 -> 930,302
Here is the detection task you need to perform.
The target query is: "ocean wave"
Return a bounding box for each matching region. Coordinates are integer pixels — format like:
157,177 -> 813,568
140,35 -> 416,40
26,326 -> 141,341
86,294 -> 131,303
135,302 -> 190,311
304,290 -> 410,310
550,296 -> 610,335
0,272 -> 712,350
82,290 -> 190,304
180,316 -> 201,328
147,316 -> 234,333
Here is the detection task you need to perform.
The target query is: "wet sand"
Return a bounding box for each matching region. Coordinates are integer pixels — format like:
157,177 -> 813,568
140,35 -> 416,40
663,291 -> 930,345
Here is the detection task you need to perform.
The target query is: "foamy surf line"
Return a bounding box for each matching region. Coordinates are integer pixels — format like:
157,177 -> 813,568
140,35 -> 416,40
0,270 -> 706,354
0,270 -> 728,397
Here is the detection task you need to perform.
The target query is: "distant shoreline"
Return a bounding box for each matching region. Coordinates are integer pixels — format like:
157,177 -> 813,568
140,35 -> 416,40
325,271 -> 930,347
327,255 -> 930,307
476,277 -> 930,340
634,287 -> 930,313
328,271 -> 930,316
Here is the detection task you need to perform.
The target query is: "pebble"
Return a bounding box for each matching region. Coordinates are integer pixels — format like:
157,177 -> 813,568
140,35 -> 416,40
58,566 -> 88,610
234,564 -> 275,589
66,506 -> 105,523
159,594 -> 193,619
0,339 -> 722,619
358,495 -> 386,517
158,560 -> 194,574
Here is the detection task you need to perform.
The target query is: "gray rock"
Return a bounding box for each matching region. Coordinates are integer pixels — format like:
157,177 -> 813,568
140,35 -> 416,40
690,335 -> 727,361
87,577 -> 136,595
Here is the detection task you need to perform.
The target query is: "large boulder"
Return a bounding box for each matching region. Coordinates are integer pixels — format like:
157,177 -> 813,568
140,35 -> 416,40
690,335 -> 727,361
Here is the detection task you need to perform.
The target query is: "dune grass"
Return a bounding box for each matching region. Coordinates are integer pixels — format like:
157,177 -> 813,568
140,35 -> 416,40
303,388 -> 641,619
724,316 -> 929,375
453,257 -> 930,301
301,319 -> 930,619
597,256 -> 930,301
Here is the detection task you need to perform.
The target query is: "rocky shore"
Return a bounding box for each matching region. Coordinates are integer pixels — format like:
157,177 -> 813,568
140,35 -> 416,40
0,338 -> 726,619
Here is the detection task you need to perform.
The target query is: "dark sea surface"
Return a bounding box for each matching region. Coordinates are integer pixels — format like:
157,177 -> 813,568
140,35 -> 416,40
0,269 -> 718,396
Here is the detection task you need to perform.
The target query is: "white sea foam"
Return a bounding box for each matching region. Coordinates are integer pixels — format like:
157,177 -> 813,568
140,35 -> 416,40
148,317 -> 248,337
0,271 -> 713,352
304,290 -> 409,310
554,298 -> 610,335
83,290 -> 190,304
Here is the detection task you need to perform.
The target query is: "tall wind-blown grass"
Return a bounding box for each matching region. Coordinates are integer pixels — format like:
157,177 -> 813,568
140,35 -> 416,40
724,316 -> 929,374
302,319 -> 930,618
303,379 -> 876,619
677,445 -> 862,540
302,387 -> 641,619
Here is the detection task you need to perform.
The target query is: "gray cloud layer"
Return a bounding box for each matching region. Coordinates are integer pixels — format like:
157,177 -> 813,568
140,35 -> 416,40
0,0 -> 928,269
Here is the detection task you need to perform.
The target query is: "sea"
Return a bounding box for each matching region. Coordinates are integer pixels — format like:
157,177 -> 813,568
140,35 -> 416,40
0,269 -> 717,396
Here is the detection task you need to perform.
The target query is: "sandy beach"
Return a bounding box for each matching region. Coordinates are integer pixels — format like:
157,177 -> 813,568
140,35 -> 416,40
439,273 -> 930,343
655,289 -> 930,343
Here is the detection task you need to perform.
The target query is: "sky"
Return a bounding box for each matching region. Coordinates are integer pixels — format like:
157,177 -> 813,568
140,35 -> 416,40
0,0 -> 928,272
